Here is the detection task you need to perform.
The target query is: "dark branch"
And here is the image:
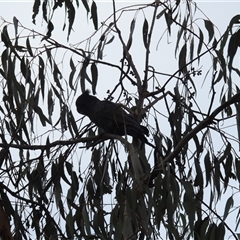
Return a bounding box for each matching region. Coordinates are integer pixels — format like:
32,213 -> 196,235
162,92 -> 240,166
0,134 -> 130,151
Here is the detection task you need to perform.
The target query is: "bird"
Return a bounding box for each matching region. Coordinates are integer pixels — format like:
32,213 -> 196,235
76,90 -> 149,143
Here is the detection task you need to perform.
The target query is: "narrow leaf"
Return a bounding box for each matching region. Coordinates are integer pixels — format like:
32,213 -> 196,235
45,46 -> 53,69
235,158 -> 240,183
81,0 -> 90,13
91,1 -> 98,30
204,151 -> 211,187
228,29 -> 240,71
105,36 -> 114,45
1,26 -> 11,47
190,38 -> 194,61
156,8 -> 166,19
142,18 -> 149,49
91,63 -> 98,95
216,222 -> 225,240
39,56 -> 45,98
97,41 -> 103,59
194,158 -> 203,188
214,157 -> 221,199
60,104 -> 67,131
68,110 -> 78,136
32,0 -> 40,24
126,19 -> 135,50
42,0 -> 47,22
53,62 -> 63,90
20,57 -> 31,82
179,43 -> 187,74
48,89 -> 54,120
34,106 -> 50,126
197,28 -> 204,56
175,17 -> 188,56
204,20 -> 214,43
1,48 -> 8,73
13,16 -> 18,36
69,57 -> 76,90
26,38 -> 34,57
65,0 -> 75,40
164,10 -> 172,35
46,20 -> 54,39
223,196 -> 233,220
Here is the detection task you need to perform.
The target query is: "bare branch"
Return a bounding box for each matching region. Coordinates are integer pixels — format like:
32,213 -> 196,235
0,134 -> 130,151
162,92 -> 240,166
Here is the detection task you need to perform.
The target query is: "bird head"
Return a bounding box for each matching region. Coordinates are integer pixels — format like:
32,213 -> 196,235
76,90 -> 91,115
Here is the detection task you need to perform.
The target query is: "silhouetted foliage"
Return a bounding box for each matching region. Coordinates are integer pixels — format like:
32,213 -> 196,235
1,1 -> 240,239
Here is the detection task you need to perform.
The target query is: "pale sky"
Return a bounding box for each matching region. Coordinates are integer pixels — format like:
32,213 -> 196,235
1,1 -> 240,239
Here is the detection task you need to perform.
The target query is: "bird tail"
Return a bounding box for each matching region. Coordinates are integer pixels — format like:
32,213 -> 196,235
132,125 -> 149,143
140,125 -> 149,136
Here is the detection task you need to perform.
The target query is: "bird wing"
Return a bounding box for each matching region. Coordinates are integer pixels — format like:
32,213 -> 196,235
94,100 -> 148,140
91,101 -> 126,134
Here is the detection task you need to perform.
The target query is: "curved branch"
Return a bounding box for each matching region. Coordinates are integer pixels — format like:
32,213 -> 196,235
147,92 -> 240,185
162,92 -> 240,166
0,134 -> 130,151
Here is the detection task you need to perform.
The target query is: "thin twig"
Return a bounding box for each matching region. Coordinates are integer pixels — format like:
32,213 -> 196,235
162,92 -> 240,166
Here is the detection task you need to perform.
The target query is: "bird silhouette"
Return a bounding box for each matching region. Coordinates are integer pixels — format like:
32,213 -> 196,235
76,90 -> 149,143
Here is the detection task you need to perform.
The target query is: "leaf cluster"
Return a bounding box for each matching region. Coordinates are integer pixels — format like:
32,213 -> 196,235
1,1 -> 240,239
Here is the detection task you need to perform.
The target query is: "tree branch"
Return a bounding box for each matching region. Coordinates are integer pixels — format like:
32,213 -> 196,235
162,92 -> 240,166
0,182 -> 67,239
0,134 -> 130,151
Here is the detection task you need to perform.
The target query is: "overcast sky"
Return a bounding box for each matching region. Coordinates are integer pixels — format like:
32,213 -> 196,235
1,1 -> 240,239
